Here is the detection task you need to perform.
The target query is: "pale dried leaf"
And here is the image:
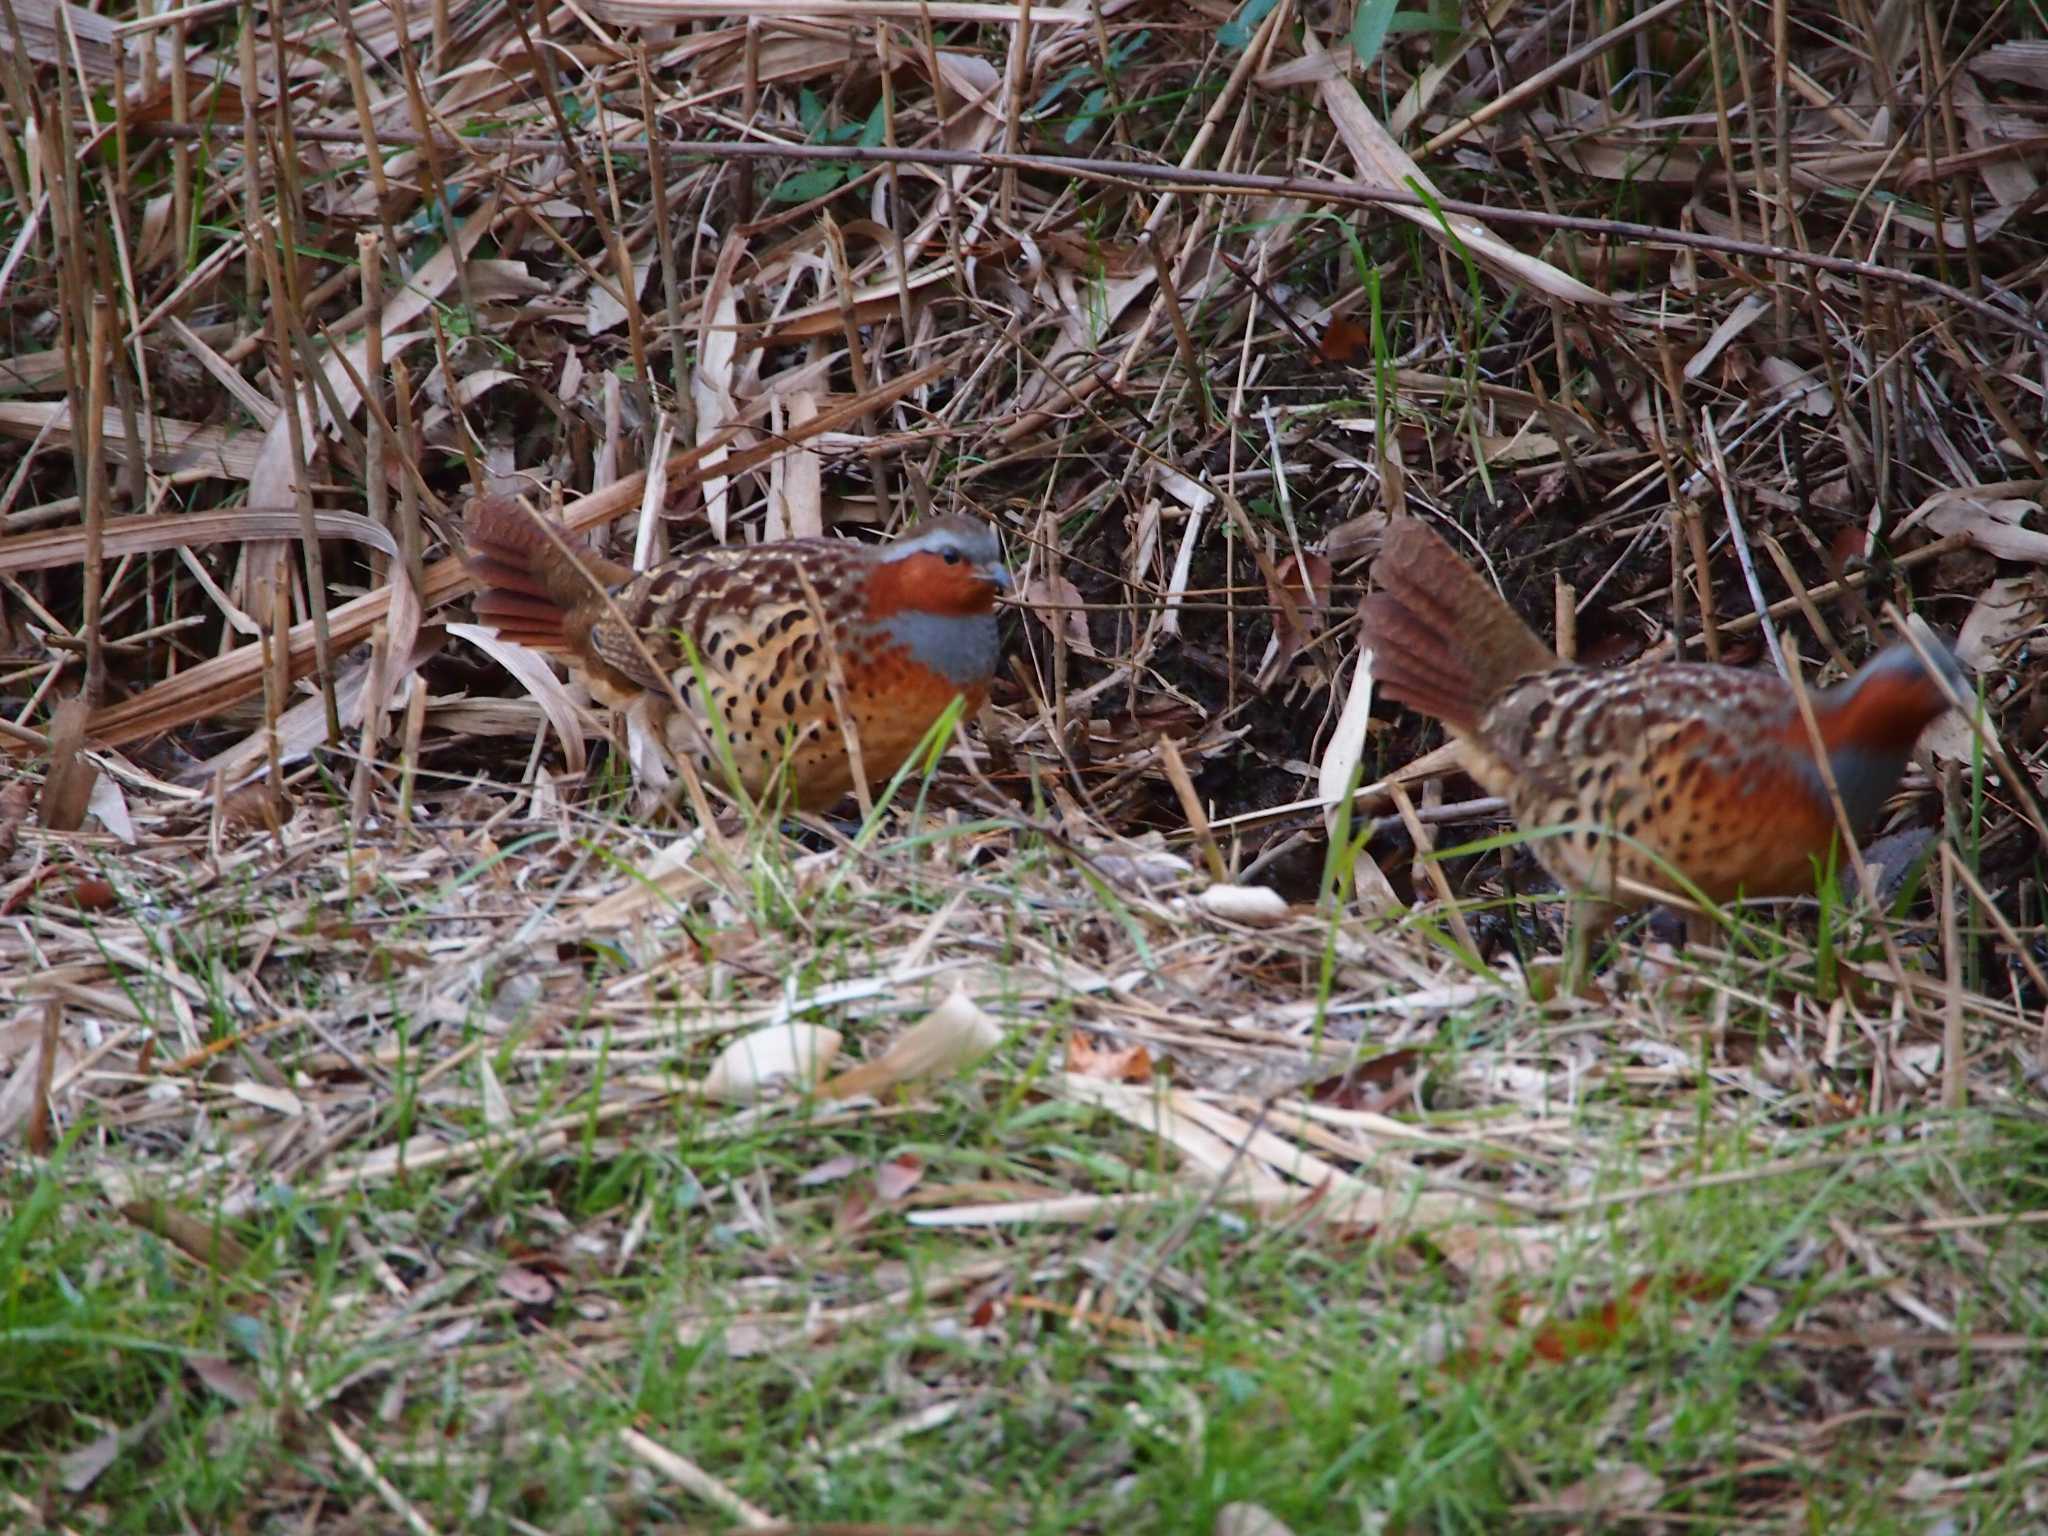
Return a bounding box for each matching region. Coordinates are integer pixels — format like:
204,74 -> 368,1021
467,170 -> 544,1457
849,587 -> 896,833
1955,576 -> 2038,669
820,990 -> 1003,1100
1191,884 -> 1292,926
1758,355 -> 1836,416
228,1081 -> 304,1116
479,1056 -> 511,1130
85,770 -> 135,845
1318,648 -> 1378,829
695,237 -> 745,541
1903,484 -> 2048,561
872,1154 -> 924,1203
1310,32 -> 1608,306
702,1023 -> 842,1104
1023,572 -> 1095,655
1552,1462 -> 1667,1513
449,623 -> 592,780
1685,293 -> 1768,379
1214,1503 -> 1298,1536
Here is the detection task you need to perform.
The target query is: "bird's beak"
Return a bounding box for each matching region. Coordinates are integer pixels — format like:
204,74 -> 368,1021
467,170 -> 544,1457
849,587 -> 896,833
983,561 -> 1014,592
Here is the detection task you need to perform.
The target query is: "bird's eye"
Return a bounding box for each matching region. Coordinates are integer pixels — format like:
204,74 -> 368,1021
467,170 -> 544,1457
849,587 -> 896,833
941,548 -> 962,565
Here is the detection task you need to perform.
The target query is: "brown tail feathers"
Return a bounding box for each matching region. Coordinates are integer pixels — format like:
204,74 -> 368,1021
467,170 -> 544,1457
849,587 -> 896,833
462,497 -> 632,651
1359,519 -> 1559,734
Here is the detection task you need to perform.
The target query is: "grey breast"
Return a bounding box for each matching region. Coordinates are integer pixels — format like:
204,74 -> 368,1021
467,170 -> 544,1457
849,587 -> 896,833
875,609 -> 1001,688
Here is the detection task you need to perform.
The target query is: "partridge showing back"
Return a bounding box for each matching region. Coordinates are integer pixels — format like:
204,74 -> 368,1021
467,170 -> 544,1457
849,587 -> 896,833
1360,518 -> 1968,918
463,499 -> 1011,811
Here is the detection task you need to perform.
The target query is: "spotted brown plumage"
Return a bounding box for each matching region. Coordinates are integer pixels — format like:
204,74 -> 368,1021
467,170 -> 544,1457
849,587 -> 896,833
462,498 -> 1011,811
1359,517 -> 1968,957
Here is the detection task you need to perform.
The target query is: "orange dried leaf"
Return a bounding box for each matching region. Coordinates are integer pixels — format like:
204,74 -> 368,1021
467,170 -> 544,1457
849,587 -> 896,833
873,1154 -> 925,1204
1314,316 -> 1372,366
1065,1030 -> 1153,1082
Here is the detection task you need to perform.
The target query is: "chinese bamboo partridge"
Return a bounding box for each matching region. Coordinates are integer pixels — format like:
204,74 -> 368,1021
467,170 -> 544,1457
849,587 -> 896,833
1360,517 -> 1969,962
462,499 -> 1011,811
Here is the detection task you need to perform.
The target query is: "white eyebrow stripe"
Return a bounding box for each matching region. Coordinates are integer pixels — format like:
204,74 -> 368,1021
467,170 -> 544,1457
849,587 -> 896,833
880,526 -> 1003,566
884,527 -> 966,560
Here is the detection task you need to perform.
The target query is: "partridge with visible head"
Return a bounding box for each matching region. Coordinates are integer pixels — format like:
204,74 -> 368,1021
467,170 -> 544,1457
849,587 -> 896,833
1359,517 -> 1968,963
463,499 -> 1011,811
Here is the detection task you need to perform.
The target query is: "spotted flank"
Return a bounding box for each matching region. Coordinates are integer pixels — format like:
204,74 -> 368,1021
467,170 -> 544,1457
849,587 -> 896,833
461,497 -> 1010,813
1480,665 -> 1845,904
1359,515 -> 1965,917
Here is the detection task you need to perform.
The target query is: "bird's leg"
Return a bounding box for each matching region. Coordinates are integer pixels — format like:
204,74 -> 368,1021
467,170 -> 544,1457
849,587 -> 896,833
1563,895 -> 1616,996
1681,906 -> 1718,951
787,807 -> 868,849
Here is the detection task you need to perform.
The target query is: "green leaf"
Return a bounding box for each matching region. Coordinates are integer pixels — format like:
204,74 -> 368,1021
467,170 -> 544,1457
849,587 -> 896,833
1349,0 -> 1402,68
1107,29 -> 1149,68
798,88 -> 826,138
769,166 -> 848,203
858,101 -> 887,148
1064,86 -> 1109,144
1219,0 -> 1280,50
1032,62 -> 1093,117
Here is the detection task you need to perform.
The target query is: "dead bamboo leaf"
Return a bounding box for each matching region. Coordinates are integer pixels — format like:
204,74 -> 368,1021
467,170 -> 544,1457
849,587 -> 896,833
0,508 -> 397,575
1023,572 -> 1095,655
695,236 -> 746,542
1306,29 -> 1609,307
448,623 -> 593,780
1317,644 -> 1378,830
37,698 -> 96,833
702,1023 -> 842,1104
118,1198 -> 252,1272
1906,485 -> 2048,562
1214,1505 -> 1299,1536
819,990 -> 1003,1101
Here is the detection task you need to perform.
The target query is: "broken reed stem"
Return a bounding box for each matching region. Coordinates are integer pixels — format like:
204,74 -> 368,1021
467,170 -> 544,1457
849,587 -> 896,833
83,296 -> 111,709
821,212 -> 894,522
1941,768 -> 1964,1111
234,21 -> 263,314
736,20 -> 759,231
1666,504 -> 1690,658
638,48 -> 687,396
1704,415 -> 1779,673
350,622 -> 389,821
360,233 -> 388,586
391,356 -> 424,594
27,999 -> 60,1154
1159,734 -> 1227,883
1759,532 -> 1851,675
260,576 -> 287,798
1387,780 -> 1479,960
997,0 -> 1031,223
398,673 -> 426,825
1145,231 -> 1214,429
256,224 -> 342,744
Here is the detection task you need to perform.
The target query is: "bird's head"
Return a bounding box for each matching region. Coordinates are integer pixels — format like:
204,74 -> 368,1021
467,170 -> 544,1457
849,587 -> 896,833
867,516 -> 1013,618
1824,635 -> 1972,753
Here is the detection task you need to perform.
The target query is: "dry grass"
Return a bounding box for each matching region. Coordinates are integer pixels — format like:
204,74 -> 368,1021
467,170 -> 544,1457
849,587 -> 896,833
4,0 -> 2048,1529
